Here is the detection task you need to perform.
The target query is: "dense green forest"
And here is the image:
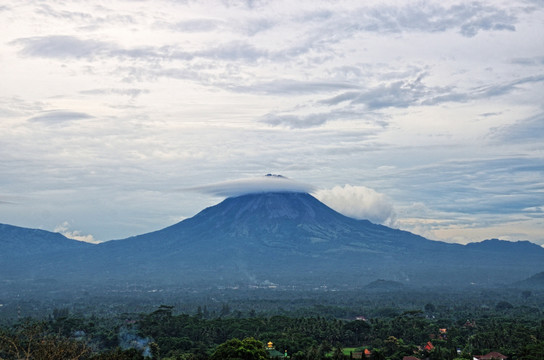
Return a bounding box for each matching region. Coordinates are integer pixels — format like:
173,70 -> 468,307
1,286 -> 543,360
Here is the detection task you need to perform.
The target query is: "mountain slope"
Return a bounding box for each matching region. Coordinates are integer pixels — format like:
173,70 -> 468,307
86,192 -> 542,286
1,192 -> 542,287
105,192 -> 439,252
0,223 -> 93,277
87,193 -> 448,283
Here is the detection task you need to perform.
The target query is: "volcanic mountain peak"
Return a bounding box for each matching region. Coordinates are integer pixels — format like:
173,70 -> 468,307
229,192 -> 314,220
178,192 -> 366,240
1,191 -> 543,287
207,192 -> 326,220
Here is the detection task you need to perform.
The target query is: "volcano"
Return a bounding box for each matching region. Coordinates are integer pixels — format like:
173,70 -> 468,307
1,192 -> 543,287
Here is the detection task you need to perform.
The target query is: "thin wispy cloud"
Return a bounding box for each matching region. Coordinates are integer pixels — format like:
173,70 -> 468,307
170,19 -> 224,33
13,35 -> 111,59
28,110 -> 94,124
489,113 -> 544,143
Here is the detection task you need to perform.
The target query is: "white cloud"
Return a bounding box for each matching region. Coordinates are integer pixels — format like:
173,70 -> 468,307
189,175 -> 316,198
54,221 -> 98,244
315,184 -> 397,227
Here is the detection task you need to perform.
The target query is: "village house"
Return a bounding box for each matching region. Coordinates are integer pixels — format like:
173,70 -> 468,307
473,351 -> 508,360
350,348 -> 371,358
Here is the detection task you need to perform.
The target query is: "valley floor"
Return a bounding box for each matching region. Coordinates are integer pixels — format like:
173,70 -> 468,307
1,284 -> 543,359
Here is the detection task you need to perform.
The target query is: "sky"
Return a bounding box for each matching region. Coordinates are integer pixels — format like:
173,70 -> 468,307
0,0 -> 543,245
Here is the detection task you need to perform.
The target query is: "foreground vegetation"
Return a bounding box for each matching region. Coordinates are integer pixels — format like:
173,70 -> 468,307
1,286 -> 543,359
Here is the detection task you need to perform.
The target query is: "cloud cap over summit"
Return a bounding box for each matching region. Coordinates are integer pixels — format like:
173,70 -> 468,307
190,174 -> 316,198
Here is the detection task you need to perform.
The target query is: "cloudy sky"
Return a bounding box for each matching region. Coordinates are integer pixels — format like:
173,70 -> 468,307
1,0 -> 543,245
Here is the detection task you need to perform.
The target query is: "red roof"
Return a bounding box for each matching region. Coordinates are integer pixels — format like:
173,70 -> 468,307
424,341 -> 434,351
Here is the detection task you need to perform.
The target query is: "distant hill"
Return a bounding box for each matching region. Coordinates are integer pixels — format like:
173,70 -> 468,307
465,238 -> 544,257
0,223 -> 93,277
0,223 -> 94,251
1,192 -> 543,287
515,271 -> 544,289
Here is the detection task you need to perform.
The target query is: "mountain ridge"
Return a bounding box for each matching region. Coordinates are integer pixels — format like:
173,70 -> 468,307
1,192 -> 542,287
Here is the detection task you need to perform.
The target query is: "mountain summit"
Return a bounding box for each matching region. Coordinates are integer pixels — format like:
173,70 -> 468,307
1,192 -> 543,287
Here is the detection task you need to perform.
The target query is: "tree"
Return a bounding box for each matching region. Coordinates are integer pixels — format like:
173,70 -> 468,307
495,301 -> 514,311
371,348 -> 386,360
332,345 -> 346,360
0,321 -> 90,360
521,290 -> 532,300
425,303 -> 436,313
518,340 -> 544,360
149,342 -> 160,359
210,337 -> 268,360
152,305 -> 174,318
220,304 -> 231,317
90,348 -> 145,360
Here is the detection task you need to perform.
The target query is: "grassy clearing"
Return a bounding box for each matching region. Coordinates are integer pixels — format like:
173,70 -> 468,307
342,347 -> 359,355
